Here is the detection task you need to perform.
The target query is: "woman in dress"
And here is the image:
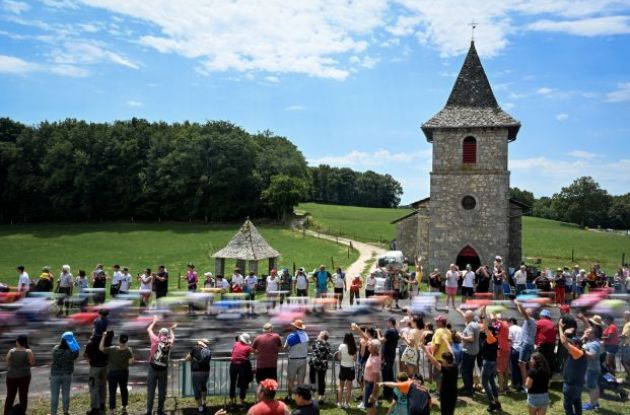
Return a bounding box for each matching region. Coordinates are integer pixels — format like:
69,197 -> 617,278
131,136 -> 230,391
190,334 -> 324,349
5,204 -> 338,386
308,330 -> 332,404
138,269 -> 153,308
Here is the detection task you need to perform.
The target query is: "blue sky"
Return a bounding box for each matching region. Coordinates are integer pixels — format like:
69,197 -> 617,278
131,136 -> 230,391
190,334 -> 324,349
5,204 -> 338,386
1,0 -> 630,204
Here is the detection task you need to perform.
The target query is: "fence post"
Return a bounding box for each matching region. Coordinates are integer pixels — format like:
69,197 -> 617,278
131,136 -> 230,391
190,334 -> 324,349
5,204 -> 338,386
331,257 -> 335,270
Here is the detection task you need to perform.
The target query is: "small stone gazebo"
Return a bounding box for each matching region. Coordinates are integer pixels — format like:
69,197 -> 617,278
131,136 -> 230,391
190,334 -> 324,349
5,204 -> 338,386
212,219 -> 280,276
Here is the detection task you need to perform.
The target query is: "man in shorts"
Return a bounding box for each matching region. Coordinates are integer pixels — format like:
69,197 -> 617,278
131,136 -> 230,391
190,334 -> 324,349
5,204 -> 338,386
284,320 -> 309,400
582,328 -> 601,411
516,301 -> 536,392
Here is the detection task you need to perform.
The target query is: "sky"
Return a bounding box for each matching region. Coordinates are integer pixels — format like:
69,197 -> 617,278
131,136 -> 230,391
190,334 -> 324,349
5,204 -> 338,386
1,0 -> 630,204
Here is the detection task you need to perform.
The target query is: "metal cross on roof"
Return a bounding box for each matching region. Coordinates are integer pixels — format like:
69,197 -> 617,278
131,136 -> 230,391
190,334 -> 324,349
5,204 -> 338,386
469,20 -> 478,41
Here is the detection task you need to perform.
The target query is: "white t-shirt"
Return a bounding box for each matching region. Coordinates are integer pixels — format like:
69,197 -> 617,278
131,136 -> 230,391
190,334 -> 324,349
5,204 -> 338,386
216,279 -> 230,290
366,276 -> 376,289
266,277 -> 278,293
333,274 -> 345,289
445,270 -> 459,288
514,270 -> 527,285
112,270 -> 123,286
463,271 -> 475,288
508,325 -> 522,345
231,274 -> 244,288
18,272 -> 30,292
338,343 -> 355,368
140,275 -> 152,291
295,274 -> 308,290
245,275 -> 258,291
119,273 -> 131,291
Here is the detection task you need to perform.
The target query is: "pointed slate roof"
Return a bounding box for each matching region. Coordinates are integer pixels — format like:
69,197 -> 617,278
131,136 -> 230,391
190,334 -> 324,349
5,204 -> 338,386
422,41 -> 520,142
212,219 -> 280,261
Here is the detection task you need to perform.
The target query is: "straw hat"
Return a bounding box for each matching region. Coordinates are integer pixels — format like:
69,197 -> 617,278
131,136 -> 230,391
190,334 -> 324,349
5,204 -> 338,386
291,319 -> 306,330
589,315 -> 603,326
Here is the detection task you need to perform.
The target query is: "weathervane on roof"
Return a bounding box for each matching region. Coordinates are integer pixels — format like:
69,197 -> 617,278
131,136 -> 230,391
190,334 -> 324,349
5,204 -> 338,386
469,20 -> 478,41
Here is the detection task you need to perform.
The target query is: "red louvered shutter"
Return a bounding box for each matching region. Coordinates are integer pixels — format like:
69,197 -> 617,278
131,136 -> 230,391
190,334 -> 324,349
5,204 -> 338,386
463,137 -> 476,164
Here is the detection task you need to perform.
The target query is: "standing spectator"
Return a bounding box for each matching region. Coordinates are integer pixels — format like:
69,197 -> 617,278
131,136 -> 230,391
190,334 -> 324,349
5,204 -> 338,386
291,384 -> 319,415
622,311 -> 630,382
118,267 -> 132,295
85,334 -> 109,415
475,265 -> 491,294
508,317 -> 523,390
556,305 -> 577,372
16,266 -> 30,293
246,379 -> 289,415
252,323 -> 282,382
36,266 -> 54,292
146,316 -> 176,415
231,268 -> 245,292
349,274 -> 362,305
229,333 -> 253,406
564,267 -> 574,300
535,310 -> 557,371
554,268 -> 566,305
430,315 -> 452,390
100,331 -> 134,415
308,331 -> 331,404
365,273 -> 376,298
401,317 -> 423,377
110,265 -> 123,297
479,319 -> 501,412
313,265 -> 332,298
245,271 -> 258,301
581,327 -> 602,411
203,272 -> 214,289
525,352 -> 551,415
294,268 -> 309,298
363,340 -> 382,415
138,270 -> 153,308
333,269 -> 346,309
91,265 -> 107,305
424,347 -> 458,415
185,264 -> 198,292
493,314 -> 510,393
444,265 -> 459,309
93,309 -> 110,337
461,264 -> 475,304
559,320 -> 587,415
456,308 -> 480,396
50,332 -> 80,415
515,301 -> 537,391
266,271 -> 279,310
279,268 -> 292,305
514,265 -> 528,295
154,265 -> 169,300
56,265 -> 73,316
602,315 -> 619,375
492,258 -> 505,300
336,332 -> 357,409
75,270 -> 89,312
285,320 -> 309,400
379,317 -> 399,400
4,335 -> 35,415
186,339 -> 211,414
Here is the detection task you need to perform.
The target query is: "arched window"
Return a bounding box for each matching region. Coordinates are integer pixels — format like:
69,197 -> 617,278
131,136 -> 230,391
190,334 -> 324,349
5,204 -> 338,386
463,136 -> 477,164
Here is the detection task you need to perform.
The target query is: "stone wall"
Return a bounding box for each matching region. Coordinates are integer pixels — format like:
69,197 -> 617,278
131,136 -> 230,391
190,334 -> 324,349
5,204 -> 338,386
508,203 -> 523,267
428,127 -> 511,273
394,207 -> 430,263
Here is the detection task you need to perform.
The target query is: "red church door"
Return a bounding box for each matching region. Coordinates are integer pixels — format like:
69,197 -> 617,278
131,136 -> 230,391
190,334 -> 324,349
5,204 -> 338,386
456,245 -> 481,271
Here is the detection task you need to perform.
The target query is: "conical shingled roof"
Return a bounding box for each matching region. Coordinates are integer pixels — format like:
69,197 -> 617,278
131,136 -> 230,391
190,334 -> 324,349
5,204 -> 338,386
212,219 -> 280,260
422,41 -> 520,142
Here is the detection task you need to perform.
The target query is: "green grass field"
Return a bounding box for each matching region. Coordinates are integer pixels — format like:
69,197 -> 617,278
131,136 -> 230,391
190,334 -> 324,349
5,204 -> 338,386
0,222 -> 357,287
299,203 -> 630,272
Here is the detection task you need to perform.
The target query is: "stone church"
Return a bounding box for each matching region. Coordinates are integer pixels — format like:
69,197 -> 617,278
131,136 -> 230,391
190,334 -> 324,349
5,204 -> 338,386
393,41 -> 528,273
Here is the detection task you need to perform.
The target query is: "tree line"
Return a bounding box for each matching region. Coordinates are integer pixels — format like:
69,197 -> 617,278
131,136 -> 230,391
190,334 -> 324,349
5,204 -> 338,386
510,177 -> 630,230
0,117 -> 403,223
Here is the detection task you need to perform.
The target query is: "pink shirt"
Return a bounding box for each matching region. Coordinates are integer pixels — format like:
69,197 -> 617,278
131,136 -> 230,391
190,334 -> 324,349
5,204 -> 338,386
231,341 -> 252,363
364,354 -> 381,382
149,332 -> 175,361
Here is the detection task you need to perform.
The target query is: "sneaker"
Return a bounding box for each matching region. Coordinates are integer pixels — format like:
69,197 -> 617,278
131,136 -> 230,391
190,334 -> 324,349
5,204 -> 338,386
357,402 -> 365,409
582,403 -> 598,411
337,403 -> 342,408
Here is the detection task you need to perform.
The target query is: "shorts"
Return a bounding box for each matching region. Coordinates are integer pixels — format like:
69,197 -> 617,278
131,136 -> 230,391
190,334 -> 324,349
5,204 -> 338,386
287,359 -> 307,382
334,288 -> 344,298
462,286 -> 474,296
296,289 -> 308,297
339,366 -> 355,381
446,286 -> 457,296
622,345 -> 630,364
363,381 -> 375,408
496,348 -> 510,373
519,343 -> 534,363
365,289 -> 375,297
429,286 -> 440,292
605,345 -> 619,356
255,367 -> 278,383
527,392 -> 549,408
493,284 -> 503,295
191,371 -> 209,400
585,370 -> 600,390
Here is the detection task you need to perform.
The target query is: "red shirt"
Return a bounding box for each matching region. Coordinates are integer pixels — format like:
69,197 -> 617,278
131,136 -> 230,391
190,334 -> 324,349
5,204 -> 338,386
248,400 -> 288,415
350,277 -> 362,292
495,320 -> 510,351
603,324 -> 619,346
252,333 -> 282,369
231,341 -> 252,363
535,318 -> 557,346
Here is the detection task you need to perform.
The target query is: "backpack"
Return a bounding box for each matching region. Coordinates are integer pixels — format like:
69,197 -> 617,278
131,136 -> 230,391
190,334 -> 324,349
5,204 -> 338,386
152,341 -> 171,368
191,347 -> 211,372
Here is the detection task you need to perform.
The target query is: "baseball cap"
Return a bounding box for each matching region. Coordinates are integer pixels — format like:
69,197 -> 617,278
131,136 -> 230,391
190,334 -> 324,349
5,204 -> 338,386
540,309 -> 551,318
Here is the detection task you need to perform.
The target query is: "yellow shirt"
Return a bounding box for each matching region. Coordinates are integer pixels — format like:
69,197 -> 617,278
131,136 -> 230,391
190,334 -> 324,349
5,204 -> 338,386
431,327 -> 452,361
622,322 -> 630,346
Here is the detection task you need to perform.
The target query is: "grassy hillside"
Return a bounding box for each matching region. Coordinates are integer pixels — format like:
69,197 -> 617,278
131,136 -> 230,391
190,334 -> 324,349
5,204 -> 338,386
299,203 -> 630,272
0,222 -> 357,287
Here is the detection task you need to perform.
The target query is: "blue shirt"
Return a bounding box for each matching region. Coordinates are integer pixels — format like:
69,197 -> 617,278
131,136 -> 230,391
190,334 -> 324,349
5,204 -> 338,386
521,317 -> 536,346
315,271 -> 330,291
286,330 -> 309,358
584,340 -> 601,372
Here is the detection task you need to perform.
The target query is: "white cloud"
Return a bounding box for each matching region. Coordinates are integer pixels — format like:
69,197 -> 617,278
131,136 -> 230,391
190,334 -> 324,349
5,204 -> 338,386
2,0 -> 29,14
606,82 -> 630,102
264,75 -> 280,84
0,54 -> 38,73
127,100 -> 142,107
309,148 -> 431,168
503,102 -> 515,109
528,16 -> 630,37
567,150 -> 599,159
42,0 -> 79,8
284,105 -> 306,112
50,40 -> 140,69
556,113 -> 569,121
49,64 -> 89,77
537,87 -> 553,95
